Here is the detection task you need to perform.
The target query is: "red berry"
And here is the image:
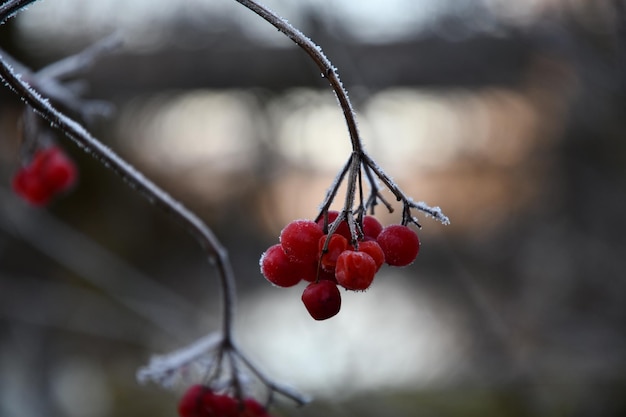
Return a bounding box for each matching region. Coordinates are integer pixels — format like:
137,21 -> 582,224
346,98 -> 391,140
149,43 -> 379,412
317,267 -> 338,283
316,210 -> 351,240
280,220 -> 323,263
11,147 -> 77,206
318,234 -> 348,271
240,398 -> 271,417
204,392 -> 238,417
38,148 -> 77,192
335,250 -> 377,291
178,386 -> 273,417
362,215 -> 383,239
260,244 -> 302,287
377,225 -> 420,266
178,384 -> 209,417
357,240 -> 385,271
301,280 -> 341,320
11,167 -> 52,206
297,260 -> 319,282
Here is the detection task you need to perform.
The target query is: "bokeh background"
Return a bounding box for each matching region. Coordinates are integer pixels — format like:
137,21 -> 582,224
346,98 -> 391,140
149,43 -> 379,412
1,0 -> 626,416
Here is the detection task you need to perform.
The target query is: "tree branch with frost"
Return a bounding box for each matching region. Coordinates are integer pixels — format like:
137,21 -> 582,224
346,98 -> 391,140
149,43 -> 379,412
0,34 -> 120,123
2,0 -> 449,413
0,0 -> 308,408
234,0 -> 450,233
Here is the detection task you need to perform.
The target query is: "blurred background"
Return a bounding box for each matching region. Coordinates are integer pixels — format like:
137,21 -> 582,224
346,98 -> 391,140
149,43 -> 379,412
1,0 -> 626,416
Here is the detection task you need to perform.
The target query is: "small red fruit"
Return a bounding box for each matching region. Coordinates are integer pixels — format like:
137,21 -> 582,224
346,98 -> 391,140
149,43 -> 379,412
178,386 -> 273,417
280,220 -> 323,263
12,146 -> 77,206
357,240 -> 385,271
301,280 -> 341,320
204,392 -> 238,417
296,260 -> 319,282
36,147 -> 77,192
260,244 -> 302,287
316,210 -> 351,240
178,384 -> 208,417
318,234 -> 348,271
240,398 -> 271,417
12,168 -> 52,205
377,225 -> 420,266
335,250 -> 377,291
317,267 -> 338,283
362,215 -> 383,239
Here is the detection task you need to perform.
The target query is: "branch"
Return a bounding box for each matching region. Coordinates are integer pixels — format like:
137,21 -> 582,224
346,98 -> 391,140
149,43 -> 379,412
233,0 -> 363,153
0,35 -> 119,123
0,0 -> 36,24
1,0 -> 310,406
0,0 -> 237,343
233,0 -> 450,228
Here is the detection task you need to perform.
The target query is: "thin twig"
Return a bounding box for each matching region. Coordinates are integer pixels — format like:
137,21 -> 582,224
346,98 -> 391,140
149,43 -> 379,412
361,152 -> 450,225
315,153 -> 353,223
36,33 -> 122,81
233,0 -> 362,153
0,0 -> 36,24
234,347 -> 311,406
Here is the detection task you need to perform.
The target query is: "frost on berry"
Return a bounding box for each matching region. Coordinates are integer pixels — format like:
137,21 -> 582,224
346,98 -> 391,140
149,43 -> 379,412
335,250 -> 377,291
280,220 -> 323,263
301,280 -> 341,320
260,244 -> 302,287
377,225 -> 420,267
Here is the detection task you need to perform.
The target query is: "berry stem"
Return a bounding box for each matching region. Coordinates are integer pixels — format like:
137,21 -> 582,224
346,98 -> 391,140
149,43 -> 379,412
361,152 -> 451,225
233,346 -> 311,406
316,153 -> 354,222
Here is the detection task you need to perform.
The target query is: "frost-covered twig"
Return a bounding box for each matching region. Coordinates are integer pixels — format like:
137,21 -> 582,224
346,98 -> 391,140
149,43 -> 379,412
0,34 -> 119,123
137,332 -> 309,405
0,0 -> 237,345
361,152 -> 451,225
36,33 -> 121,81
234,0 -> 361,152
234,0 -> 450,229
0,0 -> 309,407
0,0 -> 34,24
137,332 -> 223,388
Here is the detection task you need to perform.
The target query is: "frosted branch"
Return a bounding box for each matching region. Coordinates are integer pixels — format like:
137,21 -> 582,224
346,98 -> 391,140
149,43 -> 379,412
234,0 -> 450,228
137,332 -> 222,387
0,34 -> 120,123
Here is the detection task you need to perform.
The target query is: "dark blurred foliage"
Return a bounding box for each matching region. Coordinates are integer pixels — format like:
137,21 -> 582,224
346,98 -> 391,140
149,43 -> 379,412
1,2 -> 626,417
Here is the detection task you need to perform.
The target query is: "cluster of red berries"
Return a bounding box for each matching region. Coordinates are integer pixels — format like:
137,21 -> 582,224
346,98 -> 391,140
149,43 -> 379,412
260,210 -> 420,320
12,146 -> 77,206
178,385 -> 274,417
